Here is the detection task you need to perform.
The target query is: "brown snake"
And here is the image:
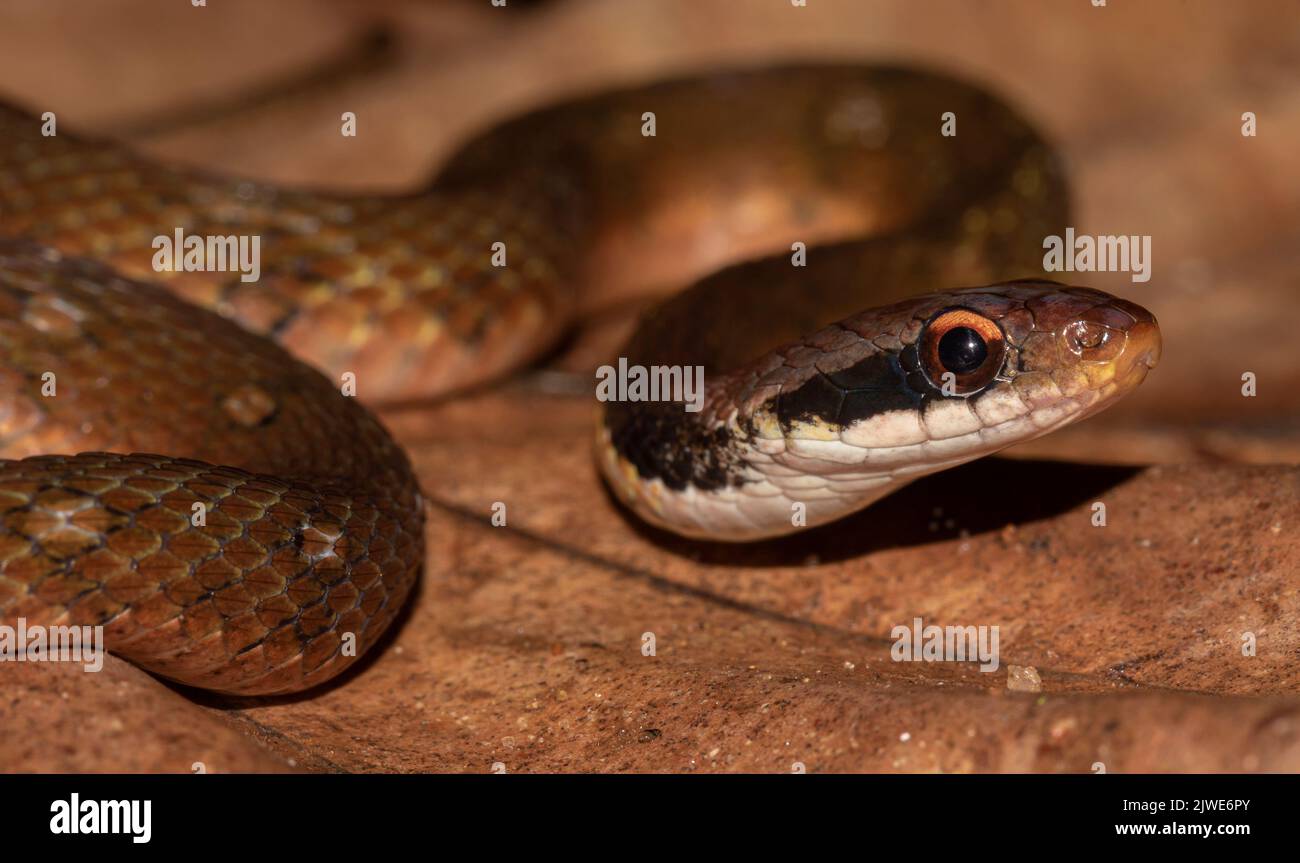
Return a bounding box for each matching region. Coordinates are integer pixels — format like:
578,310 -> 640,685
0,66 -> 1159,694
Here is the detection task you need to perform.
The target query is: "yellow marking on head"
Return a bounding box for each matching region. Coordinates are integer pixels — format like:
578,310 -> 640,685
750,410 -> 783,441
785,419 -> 840,442
1080,359 -> 1118,390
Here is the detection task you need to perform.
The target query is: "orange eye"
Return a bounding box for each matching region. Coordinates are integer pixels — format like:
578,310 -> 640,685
918,308 -> 1006,395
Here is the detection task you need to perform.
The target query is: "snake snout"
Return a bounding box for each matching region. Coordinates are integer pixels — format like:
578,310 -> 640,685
1043,289 -> 1160,391
1112,316 -> 1161,394
1101,299 -> 1161,386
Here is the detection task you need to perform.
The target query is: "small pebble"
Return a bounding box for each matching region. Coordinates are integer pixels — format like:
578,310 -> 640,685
1007,665 -> 1043,693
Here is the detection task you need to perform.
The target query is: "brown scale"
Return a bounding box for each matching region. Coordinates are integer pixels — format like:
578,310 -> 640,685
0,243 -> 422,694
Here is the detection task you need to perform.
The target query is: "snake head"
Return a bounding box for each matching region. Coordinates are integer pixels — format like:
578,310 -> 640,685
744,279 -> 1162,463
916,280 -> 1162,435
600,279 -> 1161,540
812,280 -> 1162,474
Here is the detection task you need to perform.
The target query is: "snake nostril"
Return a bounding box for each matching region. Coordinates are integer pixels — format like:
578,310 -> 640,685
1063,320 -> 1125,362
1065,320 -> 1109,353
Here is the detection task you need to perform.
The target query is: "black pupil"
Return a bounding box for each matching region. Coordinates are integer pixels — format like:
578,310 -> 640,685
937,326 -> 987,374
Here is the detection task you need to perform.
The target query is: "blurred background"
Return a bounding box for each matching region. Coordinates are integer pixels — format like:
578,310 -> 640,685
1,0 -> 1296,462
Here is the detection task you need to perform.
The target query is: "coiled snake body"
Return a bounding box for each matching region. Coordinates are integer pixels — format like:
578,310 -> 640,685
0,66 -> 1159,694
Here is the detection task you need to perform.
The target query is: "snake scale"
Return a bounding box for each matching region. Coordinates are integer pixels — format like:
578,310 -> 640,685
0,66 -> 1159,694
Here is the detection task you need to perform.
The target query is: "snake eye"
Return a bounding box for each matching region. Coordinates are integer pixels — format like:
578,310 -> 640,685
919,308 -> 1006,395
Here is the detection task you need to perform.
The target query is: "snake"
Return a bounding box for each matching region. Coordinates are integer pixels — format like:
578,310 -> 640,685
0,65 -> 1160,695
